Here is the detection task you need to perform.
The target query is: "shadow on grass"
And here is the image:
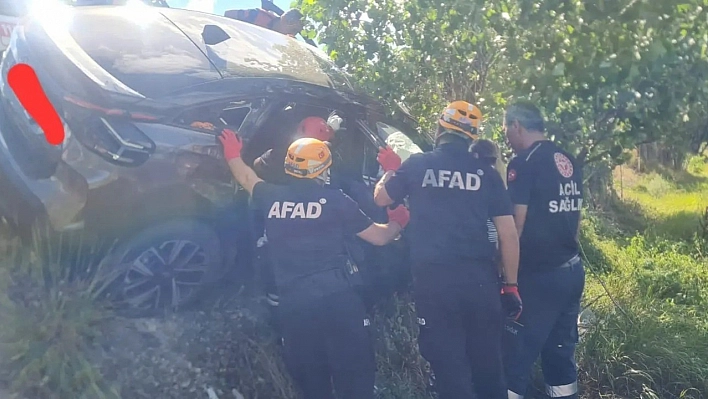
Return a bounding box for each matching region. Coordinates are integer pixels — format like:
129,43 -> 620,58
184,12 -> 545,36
643,163 -> 708,192
608,195 -> 649,234
608,191 -> 704,242
649,210 -> 703,241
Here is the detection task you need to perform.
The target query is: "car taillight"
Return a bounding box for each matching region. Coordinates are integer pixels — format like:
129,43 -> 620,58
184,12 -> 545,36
81,116 -> 156,167
62,95 -> 158,166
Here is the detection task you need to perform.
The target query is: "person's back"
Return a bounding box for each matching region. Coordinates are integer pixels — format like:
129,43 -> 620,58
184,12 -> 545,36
373,101 -> 519,399
397,143 -> 504,283
254,180 -> 367,294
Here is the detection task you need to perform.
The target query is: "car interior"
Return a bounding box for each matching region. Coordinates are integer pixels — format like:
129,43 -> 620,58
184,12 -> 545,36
241,101 -> 374,184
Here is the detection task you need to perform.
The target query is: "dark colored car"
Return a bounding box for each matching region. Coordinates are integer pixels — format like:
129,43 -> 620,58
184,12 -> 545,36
0,4 -> 431,315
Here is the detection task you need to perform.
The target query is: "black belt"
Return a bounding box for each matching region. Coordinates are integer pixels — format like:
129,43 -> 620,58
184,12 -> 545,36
557,254 -> 581,269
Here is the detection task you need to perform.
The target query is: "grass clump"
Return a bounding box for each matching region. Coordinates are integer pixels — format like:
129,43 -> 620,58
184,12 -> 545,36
0,229 -> 119,399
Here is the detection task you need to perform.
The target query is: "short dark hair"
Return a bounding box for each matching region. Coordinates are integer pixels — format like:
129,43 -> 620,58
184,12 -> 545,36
469,139 -> 500,165
504,101 -> 545,133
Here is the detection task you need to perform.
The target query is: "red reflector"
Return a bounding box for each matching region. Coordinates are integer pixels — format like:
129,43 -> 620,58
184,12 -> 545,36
63,95 -> 158,121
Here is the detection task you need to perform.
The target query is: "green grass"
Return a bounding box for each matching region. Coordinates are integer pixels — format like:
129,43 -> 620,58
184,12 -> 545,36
577,158 -> 708,399
615,156 -> 708,241
0,229 -> 120,399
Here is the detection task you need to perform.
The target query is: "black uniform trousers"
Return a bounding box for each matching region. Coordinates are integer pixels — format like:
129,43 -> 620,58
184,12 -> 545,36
413,263 -> 507,399
280,287 -> 375,399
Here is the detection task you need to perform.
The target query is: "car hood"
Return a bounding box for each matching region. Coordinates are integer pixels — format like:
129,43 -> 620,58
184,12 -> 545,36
21,4 -> 355,101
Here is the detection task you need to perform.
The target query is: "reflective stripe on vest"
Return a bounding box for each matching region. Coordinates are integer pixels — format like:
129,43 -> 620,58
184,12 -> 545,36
545,381 -> 578,397
508,389 -> 524,399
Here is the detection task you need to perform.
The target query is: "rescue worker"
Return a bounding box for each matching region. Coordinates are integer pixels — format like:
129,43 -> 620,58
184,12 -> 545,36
218,128 -> 410,399
251,116 -> 334,309
224,7 -> 304,37
502,101 -> 585,399
372,101 -> 523,399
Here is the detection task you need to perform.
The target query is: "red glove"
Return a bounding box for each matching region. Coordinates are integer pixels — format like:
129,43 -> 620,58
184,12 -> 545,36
219,128 -> 243,161
501,285 -> 523,321
377,146 -> 402,172
387,204 -> 410,229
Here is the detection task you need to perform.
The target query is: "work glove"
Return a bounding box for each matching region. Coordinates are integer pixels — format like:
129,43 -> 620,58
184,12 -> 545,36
218,128 -> 243,161
377,146 -> 402,172
327,114 -> 344,132
501,285 -> 523,321
387,204 -> 410,229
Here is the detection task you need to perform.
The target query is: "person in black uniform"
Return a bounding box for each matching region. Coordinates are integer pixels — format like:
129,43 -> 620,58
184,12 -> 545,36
251,116 -> 335,308
373,101 -> 522,399
502,101 -> 585,399
218,128 -> 410,399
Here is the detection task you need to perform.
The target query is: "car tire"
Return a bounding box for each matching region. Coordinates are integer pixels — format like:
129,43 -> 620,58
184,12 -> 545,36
93,218 -> 223,318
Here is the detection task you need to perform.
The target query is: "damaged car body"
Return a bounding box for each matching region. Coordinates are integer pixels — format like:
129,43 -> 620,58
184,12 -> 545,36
0,3 -> 431,316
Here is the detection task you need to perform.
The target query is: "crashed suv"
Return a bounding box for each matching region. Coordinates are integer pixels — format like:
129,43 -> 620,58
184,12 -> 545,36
0,3 -> 430,315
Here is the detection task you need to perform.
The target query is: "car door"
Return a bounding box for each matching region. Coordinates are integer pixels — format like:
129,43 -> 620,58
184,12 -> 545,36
348,116 -> 429,298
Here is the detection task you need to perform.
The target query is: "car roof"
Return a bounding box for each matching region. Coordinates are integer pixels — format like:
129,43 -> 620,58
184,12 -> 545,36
41,5 -> 356,99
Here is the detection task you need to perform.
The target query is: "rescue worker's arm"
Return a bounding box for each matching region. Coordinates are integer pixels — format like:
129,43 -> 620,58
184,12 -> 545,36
513,205 -> 528,237
340,191 -> 410,246
494,215 -> 519,285
373,147 -> 404,207
356,205 -> 409,246
489,167 -> 519,285
219,129 -> 263,194
373,171 -> 396,206
506,159 -> 532,237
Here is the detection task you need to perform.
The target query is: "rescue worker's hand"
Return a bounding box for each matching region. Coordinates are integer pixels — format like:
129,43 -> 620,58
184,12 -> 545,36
387,204 -> 410,229
377,146 -> 402,172
501,285 -> 523,321
219,128 -> 243,161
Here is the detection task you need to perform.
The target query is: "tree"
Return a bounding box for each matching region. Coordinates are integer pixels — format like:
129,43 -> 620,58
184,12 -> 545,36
297,0 -> 708,169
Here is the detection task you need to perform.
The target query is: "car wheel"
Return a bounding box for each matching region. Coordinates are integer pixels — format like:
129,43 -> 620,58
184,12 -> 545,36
94,218 -> 223,317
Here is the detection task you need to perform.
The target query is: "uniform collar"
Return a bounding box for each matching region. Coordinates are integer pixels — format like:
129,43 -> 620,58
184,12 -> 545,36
516,139 -> 551,159
288,178 -> 322,188
436,142 -> 469,154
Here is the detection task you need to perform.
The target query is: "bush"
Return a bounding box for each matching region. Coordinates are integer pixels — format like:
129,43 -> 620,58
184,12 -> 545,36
639,173 -> 675,197
0,230 -> 119,399
685,155 -> 707,175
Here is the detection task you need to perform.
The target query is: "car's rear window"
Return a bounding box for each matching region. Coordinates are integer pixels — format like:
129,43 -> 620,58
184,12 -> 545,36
66,6 -> 221,98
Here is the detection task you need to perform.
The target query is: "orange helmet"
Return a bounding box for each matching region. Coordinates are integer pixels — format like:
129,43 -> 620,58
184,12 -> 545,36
438,101 -> 482,141
296,116 -> 334,142
284,138 -> 333,180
